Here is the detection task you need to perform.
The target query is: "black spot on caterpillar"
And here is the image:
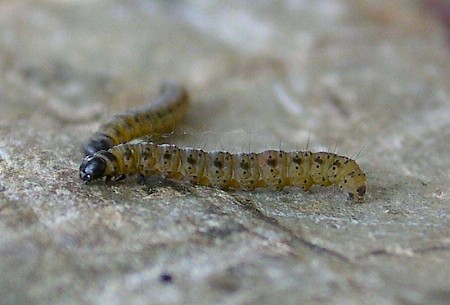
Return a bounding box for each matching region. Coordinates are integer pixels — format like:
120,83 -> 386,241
84,82 -> 189,156
79,143 -> 366,202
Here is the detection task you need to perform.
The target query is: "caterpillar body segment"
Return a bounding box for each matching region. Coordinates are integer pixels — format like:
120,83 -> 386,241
84,83 -> 189,156
309,152 -> 336,186
79,143 -> 366,201
203,151 -> 233,189
137,141 -> 160,177
178,147 -> 208,185
230,153 -> 260,190
155,144 -> 183,179
257,150 -> 288,190
285,151 -> 314,192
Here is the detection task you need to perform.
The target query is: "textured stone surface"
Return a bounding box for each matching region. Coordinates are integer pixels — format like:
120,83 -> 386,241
0,1 -> 449,305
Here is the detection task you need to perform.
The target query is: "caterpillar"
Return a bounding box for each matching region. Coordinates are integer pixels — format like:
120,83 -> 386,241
79,83 -> 366,201
84,82 -> 189,156
79,143 -> 366,201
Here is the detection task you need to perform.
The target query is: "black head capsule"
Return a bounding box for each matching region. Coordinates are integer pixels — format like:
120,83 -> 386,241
79,156 -> 107,183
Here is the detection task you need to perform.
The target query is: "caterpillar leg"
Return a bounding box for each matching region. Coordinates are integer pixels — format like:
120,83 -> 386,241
137,174 -> 146,185
115,175 -> 126,182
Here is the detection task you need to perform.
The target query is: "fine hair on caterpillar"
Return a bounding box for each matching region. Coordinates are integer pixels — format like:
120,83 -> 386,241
80,82 -> 367,202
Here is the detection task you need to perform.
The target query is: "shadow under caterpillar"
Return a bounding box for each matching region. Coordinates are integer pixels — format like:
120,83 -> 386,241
80,83 -> 366,202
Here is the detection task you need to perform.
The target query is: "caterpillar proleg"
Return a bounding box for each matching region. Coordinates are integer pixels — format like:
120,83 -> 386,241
80,83 -> 366,201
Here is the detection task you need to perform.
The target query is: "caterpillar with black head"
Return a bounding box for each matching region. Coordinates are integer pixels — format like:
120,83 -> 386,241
80,143 -> 366,201
84,82 -> 189,156
80,83 -> 366,201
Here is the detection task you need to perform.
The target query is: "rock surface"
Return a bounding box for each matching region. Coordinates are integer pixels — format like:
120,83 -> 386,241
0,1 -> 449,304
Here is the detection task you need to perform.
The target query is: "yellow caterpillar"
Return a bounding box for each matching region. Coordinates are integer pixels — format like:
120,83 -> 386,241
84,82 -> 189,156
79,83 -> 366,201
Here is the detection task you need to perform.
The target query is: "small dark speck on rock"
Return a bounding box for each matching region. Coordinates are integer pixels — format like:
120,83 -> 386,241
159,272 -> 173,283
